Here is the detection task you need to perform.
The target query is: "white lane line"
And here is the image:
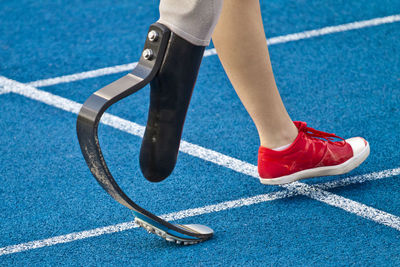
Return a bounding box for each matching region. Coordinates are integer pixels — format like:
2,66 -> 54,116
2,165 -> 400,256
203,48 -> 217,57
0,77 -> 81,114
0,221 -> 139,256
1,76 -> 400,255
180,141 -> 258,178
27,14 -> 400,88
284,182 -> 400,231
183,143 -> 400,232
0,76 -> 277,180
0,190 -> 294,256
0,86 -> 10,95
28,62 -> 138,88
267,14 -> 400,45
317,167 -> 400,190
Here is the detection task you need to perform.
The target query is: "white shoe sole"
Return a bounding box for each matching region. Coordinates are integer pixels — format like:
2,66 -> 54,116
259,141 -> 370,185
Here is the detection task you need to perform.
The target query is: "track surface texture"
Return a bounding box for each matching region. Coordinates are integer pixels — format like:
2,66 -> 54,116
1,0 -> 400,266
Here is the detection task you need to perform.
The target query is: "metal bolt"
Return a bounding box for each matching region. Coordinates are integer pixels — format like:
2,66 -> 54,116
142,49 -> 154,60
148,30 -> 159,42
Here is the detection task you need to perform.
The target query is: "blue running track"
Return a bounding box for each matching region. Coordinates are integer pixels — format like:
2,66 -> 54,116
1,0 -> 400,265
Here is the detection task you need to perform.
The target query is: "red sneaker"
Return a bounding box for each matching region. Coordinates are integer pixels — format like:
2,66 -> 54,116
258,121 -> 370,185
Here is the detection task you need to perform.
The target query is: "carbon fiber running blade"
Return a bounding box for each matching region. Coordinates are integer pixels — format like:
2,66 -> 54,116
76,23 -> 213,244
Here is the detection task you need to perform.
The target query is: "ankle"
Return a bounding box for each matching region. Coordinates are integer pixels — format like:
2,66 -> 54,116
259,123 -> 298,149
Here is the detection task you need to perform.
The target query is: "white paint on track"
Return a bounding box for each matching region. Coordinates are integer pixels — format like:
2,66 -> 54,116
284,182 -> 400,231
1,76 -> 400,256
0,86 -> 10,95
267,14 -> 400,45
2,167 -> 400,256
0,190 -> 294,256
0,76 -> 146,136
28,62 -> 138,88
0,77 -> 82,114
26,14 -> 400,88
0,221 -> 139,256
180,141 -> 259,178
317,167 -> 400,190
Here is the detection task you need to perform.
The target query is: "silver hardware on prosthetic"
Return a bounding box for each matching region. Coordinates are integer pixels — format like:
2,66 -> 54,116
76,23 -> 212,245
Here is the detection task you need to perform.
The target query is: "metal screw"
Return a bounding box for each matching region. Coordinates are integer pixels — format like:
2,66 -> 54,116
142,49 -> 154,60
148,30 -> 159,42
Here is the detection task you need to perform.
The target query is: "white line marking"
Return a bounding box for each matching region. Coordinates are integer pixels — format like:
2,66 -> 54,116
28,62 -> 137,88
1,76 -> 400,256
0,190 -> 294,256
317,167 -> 400,190
284,182 -> 400,231
26,14 -> 400,88
203,48 -> 217,57
180,141 -> 259,178
0,86 -> 10,95
0,221 -> 139,256
2,166 -> 400,256
267,14 -> 400,45
0,76 -> 146,136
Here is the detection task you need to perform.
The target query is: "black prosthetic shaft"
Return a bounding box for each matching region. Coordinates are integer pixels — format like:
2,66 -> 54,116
77,23 -> 213,243
140,33 -> 205,182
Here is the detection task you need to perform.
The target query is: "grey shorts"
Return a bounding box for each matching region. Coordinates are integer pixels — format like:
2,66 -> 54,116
158,0 -> 223,46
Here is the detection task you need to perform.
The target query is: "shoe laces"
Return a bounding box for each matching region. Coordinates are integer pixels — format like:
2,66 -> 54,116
301,125 -> 346,146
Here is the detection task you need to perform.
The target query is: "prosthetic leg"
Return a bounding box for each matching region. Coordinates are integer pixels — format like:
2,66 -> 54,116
140,29 -> 204,182
76,23 -> 213,245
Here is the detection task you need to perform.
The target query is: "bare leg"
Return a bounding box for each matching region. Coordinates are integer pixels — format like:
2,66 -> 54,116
212,0 -> 298,148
